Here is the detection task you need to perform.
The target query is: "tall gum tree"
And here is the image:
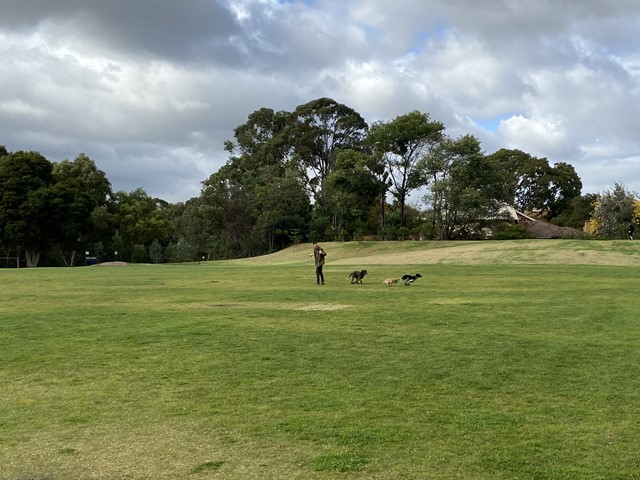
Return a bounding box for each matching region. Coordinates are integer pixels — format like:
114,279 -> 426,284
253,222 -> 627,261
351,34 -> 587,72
286,98 -> 368,215
52,153 -> 112,266
421,135 -> 506,239
224,107 -> 292,172
368,110 -> 444,228
485,148 -> 582,218
325,149 -> 383,240
221,107 -> 310,253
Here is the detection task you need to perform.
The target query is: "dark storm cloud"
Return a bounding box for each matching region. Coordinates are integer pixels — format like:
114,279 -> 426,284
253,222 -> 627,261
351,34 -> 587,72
0,0 -> 242,64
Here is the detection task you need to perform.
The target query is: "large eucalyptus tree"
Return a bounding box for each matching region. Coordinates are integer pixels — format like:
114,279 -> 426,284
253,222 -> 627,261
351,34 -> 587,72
368,110 -> 444,228
286,97 -> 368,214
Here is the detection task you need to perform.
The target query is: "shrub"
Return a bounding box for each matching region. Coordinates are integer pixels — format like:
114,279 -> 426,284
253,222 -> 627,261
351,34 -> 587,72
131,244 -> 148,263
492,222 -> 533,240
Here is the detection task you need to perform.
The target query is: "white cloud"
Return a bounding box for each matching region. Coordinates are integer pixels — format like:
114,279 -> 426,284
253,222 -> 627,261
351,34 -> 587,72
499,114 -> 569,157
1,0 -> 640,202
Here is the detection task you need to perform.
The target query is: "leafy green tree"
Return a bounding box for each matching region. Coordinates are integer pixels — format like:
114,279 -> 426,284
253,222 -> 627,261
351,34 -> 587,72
325,149 -> 382,240
210,107 -> 312,254
383,200 -> 425,240
131,244 -> 147,263
485,149 -> 582,218
177,238 -> 193,263
253,167 -> 310,251
546,162 -> 583,219
422,135 -> 505,239
287,98 -> 368,214
53,154 -> 112,206
44,181 -> 94,266
221,180 -> 255,255
199,168 -> 259,258
0,151 -> 56,266
198,171 -> 234,258
497,151 -> 553,213
484,149 -> 533,205
87,205 -> 118,259
552,194 -> 597,229
368,110 -> 444,228
224,107 -> 291,167
591,182 -> 637,239
112,230 -> 124,261
51,154 -> 112,265
168,198 -> 219,259
149,238 -> 163,263
111,188 -> 174,260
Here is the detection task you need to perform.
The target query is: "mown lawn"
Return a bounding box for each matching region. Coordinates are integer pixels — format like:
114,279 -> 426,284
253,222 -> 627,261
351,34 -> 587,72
1,253 -> 639,479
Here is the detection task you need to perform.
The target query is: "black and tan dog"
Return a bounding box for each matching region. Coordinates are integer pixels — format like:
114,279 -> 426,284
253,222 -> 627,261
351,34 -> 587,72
401,273 -> 422,286
348,270 -> 368,284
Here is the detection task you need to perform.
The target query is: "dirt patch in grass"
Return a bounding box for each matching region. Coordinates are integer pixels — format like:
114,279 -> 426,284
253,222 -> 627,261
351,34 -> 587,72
295,303 -> 350,311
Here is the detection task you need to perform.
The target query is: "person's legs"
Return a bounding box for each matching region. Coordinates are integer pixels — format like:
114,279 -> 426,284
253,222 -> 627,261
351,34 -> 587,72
316,265 -> 325,284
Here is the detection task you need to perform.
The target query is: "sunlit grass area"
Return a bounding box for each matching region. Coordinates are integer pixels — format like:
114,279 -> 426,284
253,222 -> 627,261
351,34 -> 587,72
1,240 -> 639,479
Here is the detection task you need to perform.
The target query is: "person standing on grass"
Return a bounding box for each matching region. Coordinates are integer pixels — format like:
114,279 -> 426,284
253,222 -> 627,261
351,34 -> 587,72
628,223 -> 635,240
311,242 -> 326,285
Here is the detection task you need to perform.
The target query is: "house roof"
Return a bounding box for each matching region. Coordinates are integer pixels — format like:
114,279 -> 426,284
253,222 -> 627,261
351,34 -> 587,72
515,211 -> 583,239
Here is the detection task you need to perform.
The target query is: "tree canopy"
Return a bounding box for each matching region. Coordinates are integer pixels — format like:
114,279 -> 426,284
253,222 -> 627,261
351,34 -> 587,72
3,97 -> 632,266
590,182 -> 638,239
422,135 -> 506,239
0,151 -> 56,266
288,97 -> 368,213
368,110 -> 444,228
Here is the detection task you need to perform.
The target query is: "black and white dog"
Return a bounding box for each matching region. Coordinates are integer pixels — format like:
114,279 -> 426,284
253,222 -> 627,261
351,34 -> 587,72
401,273 -> 422,286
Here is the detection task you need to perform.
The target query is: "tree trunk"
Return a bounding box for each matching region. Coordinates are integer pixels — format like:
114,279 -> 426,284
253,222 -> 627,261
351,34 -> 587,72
378,194 -> 387,240
25,250 -> 40,267
57,247 -> 77,267
399,188 -> 407,228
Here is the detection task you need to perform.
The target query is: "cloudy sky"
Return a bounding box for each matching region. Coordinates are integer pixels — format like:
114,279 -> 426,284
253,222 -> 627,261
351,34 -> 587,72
2,0 -> 639,203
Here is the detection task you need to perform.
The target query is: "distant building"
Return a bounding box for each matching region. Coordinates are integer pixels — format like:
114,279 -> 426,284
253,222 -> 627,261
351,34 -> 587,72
516,210 -> 583,239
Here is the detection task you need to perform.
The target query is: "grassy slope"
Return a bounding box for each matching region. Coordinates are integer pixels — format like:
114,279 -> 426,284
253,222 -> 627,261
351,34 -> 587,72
1,240 -> 639,480
232,239 -> 640,266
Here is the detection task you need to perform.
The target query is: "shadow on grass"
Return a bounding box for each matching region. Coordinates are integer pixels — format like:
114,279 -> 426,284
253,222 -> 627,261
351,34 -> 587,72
190,460 -> 224,474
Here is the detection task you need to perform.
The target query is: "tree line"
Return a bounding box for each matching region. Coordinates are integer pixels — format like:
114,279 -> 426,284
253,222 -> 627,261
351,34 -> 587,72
1,98 -> 638,267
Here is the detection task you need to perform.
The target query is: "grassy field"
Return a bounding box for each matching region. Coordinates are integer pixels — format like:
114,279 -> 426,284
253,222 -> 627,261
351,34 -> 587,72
1,240 -> 639,479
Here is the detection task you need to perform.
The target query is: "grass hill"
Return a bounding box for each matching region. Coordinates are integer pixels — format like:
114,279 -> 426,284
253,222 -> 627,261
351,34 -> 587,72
231,239 -> 640,266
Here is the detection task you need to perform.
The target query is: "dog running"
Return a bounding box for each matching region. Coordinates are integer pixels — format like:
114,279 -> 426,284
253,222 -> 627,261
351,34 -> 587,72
383,278 -> 399,286
401,273 -> 422,286
348,270 -> 368,284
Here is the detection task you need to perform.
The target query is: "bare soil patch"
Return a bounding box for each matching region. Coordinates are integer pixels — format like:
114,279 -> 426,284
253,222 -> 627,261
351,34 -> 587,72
295,303 -> 350,311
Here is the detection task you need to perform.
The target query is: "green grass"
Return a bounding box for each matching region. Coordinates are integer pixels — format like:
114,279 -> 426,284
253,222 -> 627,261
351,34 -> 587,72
1,240 -> 640,479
